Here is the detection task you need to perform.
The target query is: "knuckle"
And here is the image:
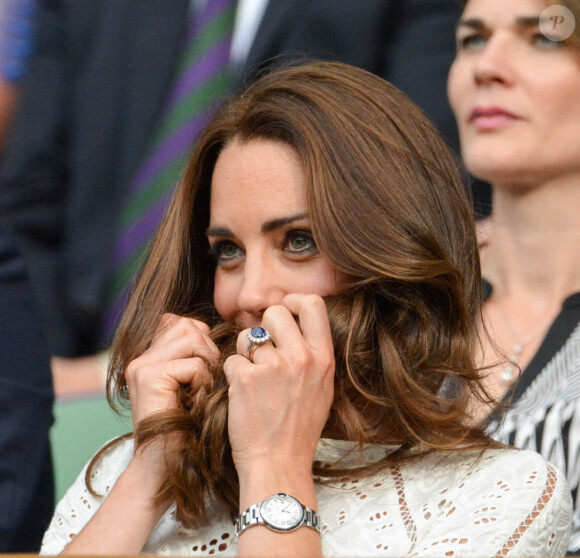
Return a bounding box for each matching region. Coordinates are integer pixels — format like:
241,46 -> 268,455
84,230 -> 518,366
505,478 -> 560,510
178,321 -> 207,343
236,369 -> 253,388
125,357 -> 149,386
162,315 -> 210,337
227,359 -> 253,385
191,318 -> 211,334
159,312 -> 178,329
174,316 -> 194,335
125,358 -> 140,380
224,353 -> 247,372
318,345 -> 335,369
290,348 -> 313,371
191,360 -> 212,386
266,352 -> 285,372
304,293 -> 325,309
322,353 -> 335,374
262,304 -> 286,322
192,355 -> 211,373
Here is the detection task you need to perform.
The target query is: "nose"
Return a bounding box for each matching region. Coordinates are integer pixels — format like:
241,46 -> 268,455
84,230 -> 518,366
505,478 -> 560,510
236,252 -> 285,321
473,34 -> 515,87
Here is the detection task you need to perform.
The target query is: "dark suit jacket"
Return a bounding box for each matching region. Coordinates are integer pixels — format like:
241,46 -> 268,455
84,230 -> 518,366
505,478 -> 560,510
0,0 -> 461,357
0,222 -> 54,551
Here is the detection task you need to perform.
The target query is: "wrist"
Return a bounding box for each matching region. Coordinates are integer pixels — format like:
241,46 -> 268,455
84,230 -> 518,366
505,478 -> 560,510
237,461 -> 317,514
125,441 -> 167,498
235,452 -> 314,482
236,493 -> 321,539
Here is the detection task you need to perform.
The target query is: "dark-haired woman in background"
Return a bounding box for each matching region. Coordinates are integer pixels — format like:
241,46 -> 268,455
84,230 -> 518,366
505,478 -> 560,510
448,0 -> 580,553
42,61 -> 571,556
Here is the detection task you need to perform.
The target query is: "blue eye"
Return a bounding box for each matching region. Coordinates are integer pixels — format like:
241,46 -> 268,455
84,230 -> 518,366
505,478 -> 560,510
457,34 -> 487,51
532,33 -> 561,49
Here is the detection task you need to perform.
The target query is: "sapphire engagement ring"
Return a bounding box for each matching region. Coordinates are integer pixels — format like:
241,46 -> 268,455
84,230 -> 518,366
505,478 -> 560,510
247,326 -> 273,362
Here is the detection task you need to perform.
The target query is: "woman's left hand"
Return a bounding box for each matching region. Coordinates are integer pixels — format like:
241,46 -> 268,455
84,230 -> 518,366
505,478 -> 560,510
224,293 -> 335,481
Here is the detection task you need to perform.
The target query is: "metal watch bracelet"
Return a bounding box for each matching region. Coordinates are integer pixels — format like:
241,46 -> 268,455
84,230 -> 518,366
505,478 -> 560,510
235,494 -> 321,538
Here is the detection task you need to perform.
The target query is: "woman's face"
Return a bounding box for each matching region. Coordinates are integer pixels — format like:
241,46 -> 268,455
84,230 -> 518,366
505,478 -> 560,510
448,0 -> 580,186
208,138 -> 348,328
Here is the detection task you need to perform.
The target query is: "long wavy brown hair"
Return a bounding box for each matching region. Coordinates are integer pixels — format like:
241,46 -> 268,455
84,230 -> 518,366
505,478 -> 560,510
89,61 -> 500,527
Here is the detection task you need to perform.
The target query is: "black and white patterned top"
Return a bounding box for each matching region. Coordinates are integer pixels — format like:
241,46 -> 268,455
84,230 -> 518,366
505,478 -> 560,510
488,284 -> 580,555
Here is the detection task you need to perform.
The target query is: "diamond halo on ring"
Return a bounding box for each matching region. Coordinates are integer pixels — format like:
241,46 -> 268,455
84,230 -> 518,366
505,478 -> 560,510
247,326 -> 273,362
247,326 -> 271,345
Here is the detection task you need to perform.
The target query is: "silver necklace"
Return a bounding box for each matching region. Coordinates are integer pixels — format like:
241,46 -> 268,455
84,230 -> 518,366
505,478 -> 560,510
494,303 -> 551,384
500,336 -> 540,383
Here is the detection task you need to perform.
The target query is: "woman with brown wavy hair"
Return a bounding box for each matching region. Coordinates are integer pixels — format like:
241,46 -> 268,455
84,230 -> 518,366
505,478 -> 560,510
41,61 -> 571,556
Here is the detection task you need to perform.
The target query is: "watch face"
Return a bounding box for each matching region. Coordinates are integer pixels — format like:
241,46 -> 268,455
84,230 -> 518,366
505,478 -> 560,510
260,493 -> 304,532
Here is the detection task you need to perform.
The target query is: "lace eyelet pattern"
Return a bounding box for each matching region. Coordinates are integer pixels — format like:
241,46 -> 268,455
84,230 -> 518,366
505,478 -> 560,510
40,439 -> 572,556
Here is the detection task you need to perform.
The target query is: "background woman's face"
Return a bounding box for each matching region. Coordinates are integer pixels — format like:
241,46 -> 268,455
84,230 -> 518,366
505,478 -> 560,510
208,138 -> 348,328
448,0 -> 580,186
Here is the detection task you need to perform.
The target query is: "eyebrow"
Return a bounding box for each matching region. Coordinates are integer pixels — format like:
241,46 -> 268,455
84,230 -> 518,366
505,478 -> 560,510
206,212 -> 309,237
457,15 -> 541,32
261,212 -> 309,233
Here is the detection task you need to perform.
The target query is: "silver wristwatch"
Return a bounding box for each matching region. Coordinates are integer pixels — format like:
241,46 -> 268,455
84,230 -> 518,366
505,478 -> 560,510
235,493 -> 321,537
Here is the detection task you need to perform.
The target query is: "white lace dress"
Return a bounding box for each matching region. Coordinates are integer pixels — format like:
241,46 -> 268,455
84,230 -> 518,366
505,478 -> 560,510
41,438 -> 572,556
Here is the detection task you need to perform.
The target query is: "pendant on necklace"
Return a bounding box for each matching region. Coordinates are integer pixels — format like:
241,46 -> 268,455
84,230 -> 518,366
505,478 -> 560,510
501,344 -> 523,383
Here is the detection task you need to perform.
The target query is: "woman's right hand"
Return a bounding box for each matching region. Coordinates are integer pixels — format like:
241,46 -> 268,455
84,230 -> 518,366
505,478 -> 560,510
61,314 -> 220,554
125,313 -> 220,429
123,313 -> 221,489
